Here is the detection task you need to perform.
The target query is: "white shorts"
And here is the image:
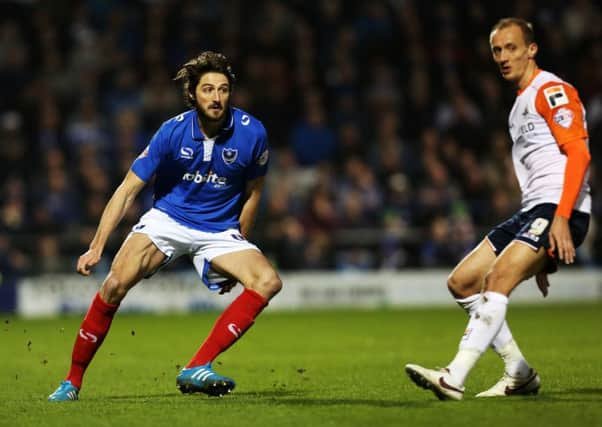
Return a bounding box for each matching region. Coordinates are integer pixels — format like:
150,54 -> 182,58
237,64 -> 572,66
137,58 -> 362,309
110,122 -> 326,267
130,208 -> 259,290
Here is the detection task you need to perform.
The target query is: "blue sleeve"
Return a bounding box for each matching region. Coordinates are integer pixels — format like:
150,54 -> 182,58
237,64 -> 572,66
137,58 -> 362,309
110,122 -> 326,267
247,128 -> 269,180
131,125 -> 169,182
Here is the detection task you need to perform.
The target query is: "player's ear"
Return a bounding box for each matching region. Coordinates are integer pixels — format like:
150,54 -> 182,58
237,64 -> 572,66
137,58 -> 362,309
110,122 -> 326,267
527,42 -> 538,59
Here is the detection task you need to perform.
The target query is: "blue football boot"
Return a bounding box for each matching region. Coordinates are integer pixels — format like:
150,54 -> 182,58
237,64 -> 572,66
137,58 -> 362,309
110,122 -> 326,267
176,363 -> 236,397
48,380 -> 79,401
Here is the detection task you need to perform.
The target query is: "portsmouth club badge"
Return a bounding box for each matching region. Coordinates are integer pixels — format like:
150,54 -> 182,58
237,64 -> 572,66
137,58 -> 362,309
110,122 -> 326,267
222,148 -> 238,164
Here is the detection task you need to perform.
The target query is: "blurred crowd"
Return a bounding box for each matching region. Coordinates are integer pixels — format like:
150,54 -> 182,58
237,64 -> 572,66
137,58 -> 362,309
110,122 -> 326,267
1,0 -> 601,278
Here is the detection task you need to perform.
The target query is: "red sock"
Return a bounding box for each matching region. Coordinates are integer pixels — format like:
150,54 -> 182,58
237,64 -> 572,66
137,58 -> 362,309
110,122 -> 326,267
186,288 -> 268,367
66,293 -> 119,389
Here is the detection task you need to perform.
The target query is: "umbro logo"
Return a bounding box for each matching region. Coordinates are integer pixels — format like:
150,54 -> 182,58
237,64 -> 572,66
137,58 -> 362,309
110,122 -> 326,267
180,147 -> 194,160
79,328 -> 98,343
227,323 -> 242,338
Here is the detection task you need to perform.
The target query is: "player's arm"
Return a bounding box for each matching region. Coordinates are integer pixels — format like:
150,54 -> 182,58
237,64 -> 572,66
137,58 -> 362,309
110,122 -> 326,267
550,137 -> 590,263
77,170 -> 147,276
535,82 -> 591,264
239,176 -> 265,239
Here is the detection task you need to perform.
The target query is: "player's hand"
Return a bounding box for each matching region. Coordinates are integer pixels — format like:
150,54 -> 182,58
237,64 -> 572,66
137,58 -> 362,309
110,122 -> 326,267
218,279 -> 238,295
77,248 -> 102,276
535,271 -> 550,297
548,215 -> 575,264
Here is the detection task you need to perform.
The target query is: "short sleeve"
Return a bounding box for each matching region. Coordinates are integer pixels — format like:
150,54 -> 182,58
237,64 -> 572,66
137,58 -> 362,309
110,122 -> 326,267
534,81 -> 588,148
131,126 -> 169,182
246,128 -> 269,180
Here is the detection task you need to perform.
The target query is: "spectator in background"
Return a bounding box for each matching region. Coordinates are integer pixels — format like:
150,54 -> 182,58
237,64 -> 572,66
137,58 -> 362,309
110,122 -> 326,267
289,92 -> 337,166
420,216 -> 455,267
0,1 -> 600,273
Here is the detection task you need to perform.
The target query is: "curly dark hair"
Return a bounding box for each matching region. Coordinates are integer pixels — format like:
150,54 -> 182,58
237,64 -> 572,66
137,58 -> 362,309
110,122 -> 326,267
174,51 -> 236,109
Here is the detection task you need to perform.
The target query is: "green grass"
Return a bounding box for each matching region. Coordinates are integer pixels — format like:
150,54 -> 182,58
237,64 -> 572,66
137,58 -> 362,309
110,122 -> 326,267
1,303 -> 601,427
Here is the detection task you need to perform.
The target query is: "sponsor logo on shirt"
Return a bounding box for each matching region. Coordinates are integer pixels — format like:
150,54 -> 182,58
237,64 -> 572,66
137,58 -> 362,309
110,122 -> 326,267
544,85 -> 569,108
519,122 -> 535,135
182,170 -> 227,186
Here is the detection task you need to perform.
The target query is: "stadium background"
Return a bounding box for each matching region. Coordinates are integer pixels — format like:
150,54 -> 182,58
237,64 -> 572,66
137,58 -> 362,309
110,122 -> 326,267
0,0 -> 601,312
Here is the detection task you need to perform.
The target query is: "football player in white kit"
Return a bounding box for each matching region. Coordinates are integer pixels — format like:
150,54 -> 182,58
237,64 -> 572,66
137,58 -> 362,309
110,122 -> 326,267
406,18 -> 591,400
49,52 -> 282,401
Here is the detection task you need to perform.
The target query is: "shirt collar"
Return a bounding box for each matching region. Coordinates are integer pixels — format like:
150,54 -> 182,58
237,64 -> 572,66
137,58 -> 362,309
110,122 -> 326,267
191,108 -> 234,141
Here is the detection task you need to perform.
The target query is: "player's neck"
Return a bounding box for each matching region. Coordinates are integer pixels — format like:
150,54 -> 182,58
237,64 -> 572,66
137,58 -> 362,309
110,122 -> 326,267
198,116 -> 226,139
516,62 -> 539,91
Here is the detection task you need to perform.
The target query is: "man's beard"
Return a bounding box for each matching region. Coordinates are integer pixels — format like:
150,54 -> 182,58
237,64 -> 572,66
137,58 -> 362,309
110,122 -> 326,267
197,103 -> 227,123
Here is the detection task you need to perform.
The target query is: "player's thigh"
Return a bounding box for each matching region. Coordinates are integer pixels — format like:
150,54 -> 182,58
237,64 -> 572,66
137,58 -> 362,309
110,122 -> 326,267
210,249 -> 281,297
106,233 -> 167,290
486,241 -> 548,296
447,238 -> 497,298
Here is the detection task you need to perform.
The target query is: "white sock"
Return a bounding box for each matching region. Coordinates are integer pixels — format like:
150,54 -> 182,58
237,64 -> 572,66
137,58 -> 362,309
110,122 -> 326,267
455,294 -> 481,315
456,294 -> 529,376
447,348 -> 480,387
496,339 -> 532,378
448,291 -> 509,385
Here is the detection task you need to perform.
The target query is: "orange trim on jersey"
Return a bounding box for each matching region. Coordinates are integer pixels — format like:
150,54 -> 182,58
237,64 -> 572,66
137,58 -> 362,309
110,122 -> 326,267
534,81 -> 588,143
534,81 -> 590,218
517,68 -> 541,96
555,138 -> 591,218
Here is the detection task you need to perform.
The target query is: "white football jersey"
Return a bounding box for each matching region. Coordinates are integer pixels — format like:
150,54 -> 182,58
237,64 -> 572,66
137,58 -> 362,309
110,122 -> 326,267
508,69 -> 591,214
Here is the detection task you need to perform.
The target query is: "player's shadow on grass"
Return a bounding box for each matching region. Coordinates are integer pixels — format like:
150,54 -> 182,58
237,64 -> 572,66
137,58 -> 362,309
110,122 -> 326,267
101,390 -> 434,407
100,390 -> 307,401
101,393 -> 182,400
265,398 -> 431,408
563,388 -> 602,395
235,391 -> 433,408
543,388 -> 602,398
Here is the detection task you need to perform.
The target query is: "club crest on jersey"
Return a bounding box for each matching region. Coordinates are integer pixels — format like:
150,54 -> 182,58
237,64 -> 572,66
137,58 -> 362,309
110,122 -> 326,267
222,148 -> 238,164
553,107 -> 574,128
544,85 -> 569,108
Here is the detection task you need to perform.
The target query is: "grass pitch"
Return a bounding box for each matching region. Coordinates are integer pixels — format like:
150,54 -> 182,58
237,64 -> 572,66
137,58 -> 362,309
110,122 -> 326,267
1,303 -> 601,427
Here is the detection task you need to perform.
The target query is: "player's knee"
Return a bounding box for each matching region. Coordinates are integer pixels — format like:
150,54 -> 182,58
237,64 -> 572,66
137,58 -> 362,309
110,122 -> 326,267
483,269 -> 509,294
100,273 -> 129,304
251,270 -> 282,300
447,271 -> 477,299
